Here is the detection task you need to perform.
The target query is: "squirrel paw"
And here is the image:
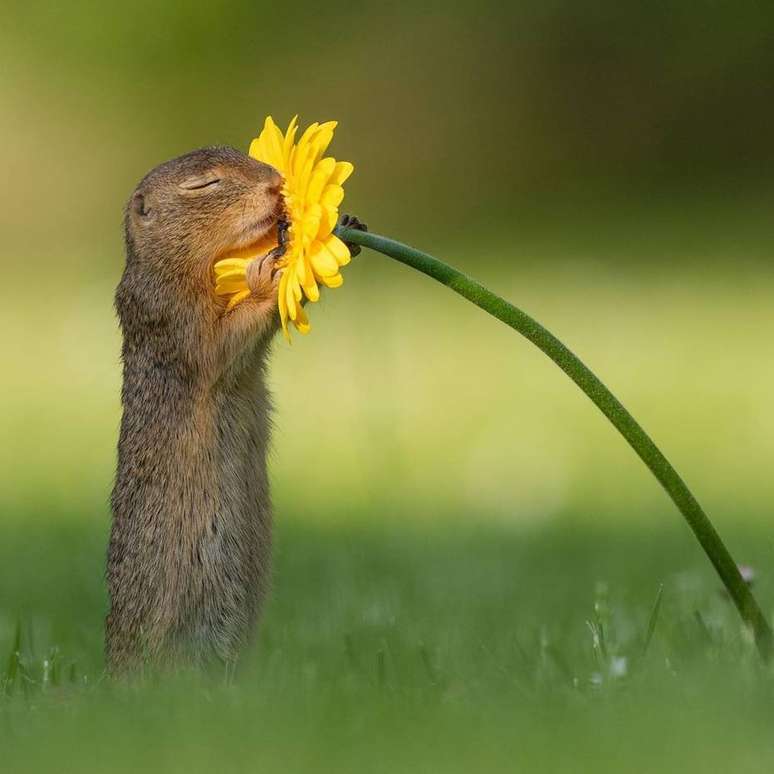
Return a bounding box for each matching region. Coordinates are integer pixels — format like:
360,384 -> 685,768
337,213 -> 368,257
246,247 -> 284,299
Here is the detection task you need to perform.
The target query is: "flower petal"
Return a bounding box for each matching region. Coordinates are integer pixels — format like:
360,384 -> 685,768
330,161 -> 354,185
215,281 -> 250,294
321,184 -> 344,209
278,272 -> 289,332
321,272 -> 343,289
281,116 -> 299,168
308,241 -> 340,278
302,204 -> 322,243
225,289 -> 251,310
293,305 -> 311,335
294,250 -> 310,285
286,280 -> 298,321
324,234 -> 351,267
302,274 -> 320,302
306,157 -> 336,206
291,123 -> 317,179
214,269 -> 248,284
310,127 -> 334,165
297,121 -> 320,148
262,116 -> 285,168
214,258 -> 250,273
317,206 -> 338,240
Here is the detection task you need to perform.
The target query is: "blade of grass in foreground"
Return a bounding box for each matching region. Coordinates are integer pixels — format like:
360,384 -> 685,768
337,226 -> 773,662
642,584 -> 664,658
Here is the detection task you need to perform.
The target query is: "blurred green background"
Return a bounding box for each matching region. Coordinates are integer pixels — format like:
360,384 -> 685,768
3,2 -> 774,771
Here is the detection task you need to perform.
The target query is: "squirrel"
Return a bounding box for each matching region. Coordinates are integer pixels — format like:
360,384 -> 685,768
106,146 -> 287,672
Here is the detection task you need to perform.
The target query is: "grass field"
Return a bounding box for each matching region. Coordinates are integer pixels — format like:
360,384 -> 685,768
3,514 -> 774,772
4,205 -> 774,771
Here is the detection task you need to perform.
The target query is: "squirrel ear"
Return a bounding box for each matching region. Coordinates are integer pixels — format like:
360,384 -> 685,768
131,191 -> 152,219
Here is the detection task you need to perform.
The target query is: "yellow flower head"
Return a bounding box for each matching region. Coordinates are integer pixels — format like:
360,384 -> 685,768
213,116 -> 354,339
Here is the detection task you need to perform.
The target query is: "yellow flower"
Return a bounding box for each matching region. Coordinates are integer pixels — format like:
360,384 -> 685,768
213,116 -> 354,339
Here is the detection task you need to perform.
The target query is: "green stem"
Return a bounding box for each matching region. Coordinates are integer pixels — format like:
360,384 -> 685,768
337,226 -> 773,662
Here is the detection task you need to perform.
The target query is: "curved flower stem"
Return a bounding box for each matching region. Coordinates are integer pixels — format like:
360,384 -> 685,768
336,226 -> 773,662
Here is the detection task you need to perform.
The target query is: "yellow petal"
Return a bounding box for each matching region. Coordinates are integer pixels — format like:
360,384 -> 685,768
218,237 -> 275,262
215,277 -> 250,290
262,116 -> 285,168
291,124 -> 317,179
293,305 -> 311,335
278,273 -> 289,330
308,241 -> 339,277
214,269 -> 248,284
330,161 -> 354,185
225,289 -> 251,310
248,135 -> 266,162
321,184 -> 344,209
302,275 -> 320,302
324,234 -> 351,267
302,204 -> 322,242
295,155 -> 315,202
317,206 -> 338,240
281,116 -> 299,169
214,257 -> 250,273
310,127 -> 334,165
285,274 -> 301,320
295,251 -> 310,285
321,273 -> 343,289
286,293 -> 297,321
296,121 -> 320,153
306,157 -> 336,205
215,281 -> 250,295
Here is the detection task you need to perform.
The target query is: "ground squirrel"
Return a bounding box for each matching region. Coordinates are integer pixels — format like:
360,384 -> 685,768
106,146 -> 285,672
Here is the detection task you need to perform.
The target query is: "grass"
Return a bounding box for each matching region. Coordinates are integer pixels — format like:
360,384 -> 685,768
3,507 -> 774,772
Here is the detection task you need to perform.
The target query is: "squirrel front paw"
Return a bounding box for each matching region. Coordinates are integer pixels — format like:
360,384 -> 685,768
246,247 -> 284,300
337,213 -> 368,257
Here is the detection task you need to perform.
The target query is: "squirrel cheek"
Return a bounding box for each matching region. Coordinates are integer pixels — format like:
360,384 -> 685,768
252,189 -> 279,218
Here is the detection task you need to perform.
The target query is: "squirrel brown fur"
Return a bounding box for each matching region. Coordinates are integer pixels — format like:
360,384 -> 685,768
106,146 -> 284,672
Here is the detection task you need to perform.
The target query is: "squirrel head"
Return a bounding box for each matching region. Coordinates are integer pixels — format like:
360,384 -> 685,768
124,146 -> 282,287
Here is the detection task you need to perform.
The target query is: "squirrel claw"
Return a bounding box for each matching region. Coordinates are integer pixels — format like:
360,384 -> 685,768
337,213 -> 367,257
247,247 -> 283,297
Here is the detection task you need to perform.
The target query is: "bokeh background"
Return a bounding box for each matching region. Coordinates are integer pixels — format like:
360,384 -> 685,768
3,2 -> 774,771
4,0 -> 774,522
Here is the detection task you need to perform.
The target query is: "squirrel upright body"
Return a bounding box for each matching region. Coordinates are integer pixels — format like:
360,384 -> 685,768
107,147 -> 284,671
